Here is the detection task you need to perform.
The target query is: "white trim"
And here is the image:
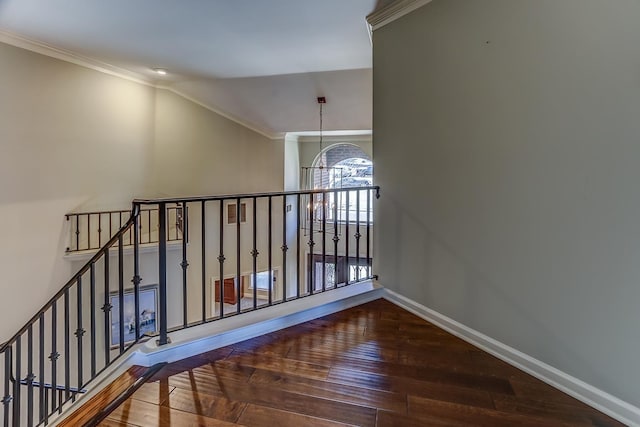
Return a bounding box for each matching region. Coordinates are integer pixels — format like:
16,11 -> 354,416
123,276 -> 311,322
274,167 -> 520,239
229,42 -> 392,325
382,288 -> 640,427
366,0 -> 433,31
0,29 -> 152,86
290,130 -> 372,138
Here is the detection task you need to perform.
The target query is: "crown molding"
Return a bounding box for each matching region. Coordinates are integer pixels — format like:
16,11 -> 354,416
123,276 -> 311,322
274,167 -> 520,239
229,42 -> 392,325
0,29 -> 153,86
366,0 -> 433,31
0,29 -> 282,140
158,86 -> 282,141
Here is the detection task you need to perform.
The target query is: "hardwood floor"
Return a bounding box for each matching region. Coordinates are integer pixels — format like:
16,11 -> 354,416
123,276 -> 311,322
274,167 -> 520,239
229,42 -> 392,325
100,299 -> 623,426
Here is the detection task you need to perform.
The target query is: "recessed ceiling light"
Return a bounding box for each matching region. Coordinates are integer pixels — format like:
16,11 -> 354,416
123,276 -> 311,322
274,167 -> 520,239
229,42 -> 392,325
153,68 -> 167,75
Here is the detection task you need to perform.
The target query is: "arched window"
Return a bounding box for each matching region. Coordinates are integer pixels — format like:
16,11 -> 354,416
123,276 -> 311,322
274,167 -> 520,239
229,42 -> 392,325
305,144 -> 373,190
302,144 -> 373,223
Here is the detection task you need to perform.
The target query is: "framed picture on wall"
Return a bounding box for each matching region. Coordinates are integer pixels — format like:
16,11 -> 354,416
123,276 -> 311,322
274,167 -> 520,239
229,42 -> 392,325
110,285 -> 158,348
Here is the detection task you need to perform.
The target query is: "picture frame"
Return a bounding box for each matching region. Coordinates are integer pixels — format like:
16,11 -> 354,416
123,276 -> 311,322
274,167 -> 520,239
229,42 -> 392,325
110,284 -> 158,348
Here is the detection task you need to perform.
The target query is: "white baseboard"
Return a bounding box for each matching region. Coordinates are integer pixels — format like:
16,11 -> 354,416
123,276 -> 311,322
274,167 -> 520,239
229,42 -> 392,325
383,289 -> 640,427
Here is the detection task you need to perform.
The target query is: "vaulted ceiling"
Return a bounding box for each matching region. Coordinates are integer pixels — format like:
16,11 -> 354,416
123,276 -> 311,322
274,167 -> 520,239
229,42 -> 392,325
0,0 -> 381,138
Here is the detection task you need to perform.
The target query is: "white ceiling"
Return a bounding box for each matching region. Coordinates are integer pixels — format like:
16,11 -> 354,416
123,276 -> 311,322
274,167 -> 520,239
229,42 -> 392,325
0,0 -> 380,137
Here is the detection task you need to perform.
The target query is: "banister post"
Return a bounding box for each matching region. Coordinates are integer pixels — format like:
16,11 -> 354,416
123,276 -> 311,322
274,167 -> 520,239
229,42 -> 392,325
132,203 -> 142,340
158,202 -> 169,346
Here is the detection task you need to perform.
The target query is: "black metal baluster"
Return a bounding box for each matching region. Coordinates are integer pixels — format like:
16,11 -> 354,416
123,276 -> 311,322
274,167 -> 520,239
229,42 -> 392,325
158,203 -> 168,346
76,215 -> 80,251
14,336 -> 21,425
218,201 -> 225,319
38,314 -> 44,425
103,251 -> 111,366
43,389 -> 48,425
296,194 -> 301,299
181,202 -> 188,328
308,193 -> 315,295
88,214 -> 91,250
76,278 -> 84,390
175,207 -> 180,241
27,325 -> 34,427
109,214 -> 113,245
50,301 -> 58,413
65,215 -> 70,252
344,190 -> 350,286
236,198 -> 241,314
322,191 -> 327,292
133,210 -> 141,341
282,196 -> 287,303
355,189 -> 361,281
118,235 -> 125,353
90,263 -> 96,378
201,201 -> 206,323
98,214 -> 102,248
64,288 -> 70,401
333,190 -> 339,289
252,197 -> 258,310
268,196 -> 273,306
3,347 -> 11,427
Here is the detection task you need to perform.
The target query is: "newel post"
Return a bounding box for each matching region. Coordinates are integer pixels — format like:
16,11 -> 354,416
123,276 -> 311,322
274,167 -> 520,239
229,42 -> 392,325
158,202 -> 169,346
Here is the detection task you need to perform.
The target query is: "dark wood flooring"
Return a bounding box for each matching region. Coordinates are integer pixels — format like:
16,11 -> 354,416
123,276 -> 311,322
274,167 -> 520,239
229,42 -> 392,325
100,299 -> 623,426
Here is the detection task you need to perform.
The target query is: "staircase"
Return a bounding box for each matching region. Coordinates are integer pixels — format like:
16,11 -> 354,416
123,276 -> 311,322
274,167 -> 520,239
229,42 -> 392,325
0,186 -> 379,426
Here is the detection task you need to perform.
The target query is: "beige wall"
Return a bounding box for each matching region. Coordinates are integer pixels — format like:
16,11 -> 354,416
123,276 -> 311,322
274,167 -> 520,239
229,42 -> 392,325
373,0 -> 640,406
151,89 -> 283,197
0,41 -> 284,341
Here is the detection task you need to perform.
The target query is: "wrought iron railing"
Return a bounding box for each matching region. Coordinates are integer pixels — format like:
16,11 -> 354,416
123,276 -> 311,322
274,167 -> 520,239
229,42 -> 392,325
0,186 -> 379,426
65,206 -> 183,253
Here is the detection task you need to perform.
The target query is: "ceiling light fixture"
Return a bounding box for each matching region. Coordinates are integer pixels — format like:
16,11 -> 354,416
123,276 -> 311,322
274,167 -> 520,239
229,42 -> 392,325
317,96 -> 326,169
153,68 -> 168,75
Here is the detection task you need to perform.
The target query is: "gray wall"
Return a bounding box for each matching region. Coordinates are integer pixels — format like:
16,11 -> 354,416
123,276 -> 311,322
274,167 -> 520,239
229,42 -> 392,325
373,0 -> 640,406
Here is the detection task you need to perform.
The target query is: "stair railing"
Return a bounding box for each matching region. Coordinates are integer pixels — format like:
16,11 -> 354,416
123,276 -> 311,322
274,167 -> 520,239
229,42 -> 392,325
0,186 -> 379,426
65,205 -> 184,253
0,211 -> 143,426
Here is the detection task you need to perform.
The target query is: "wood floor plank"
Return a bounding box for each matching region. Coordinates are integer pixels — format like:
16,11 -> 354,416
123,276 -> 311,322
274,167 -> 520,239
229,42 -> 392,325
211,378 -> 377,426
248,367 -> 408,413
90,299 -> 621,427
326,360 -> 515,395
238,404 -> 356,427
97,419 -> 133,427
376,409 -> 469,427
130,381 -> 175,405
227,351 -> 331,380
408,394 -> 589,427
492,394 -> 616,426
107,398 -> 238,427
327,367 -> 496,409
161,387 -> 247,423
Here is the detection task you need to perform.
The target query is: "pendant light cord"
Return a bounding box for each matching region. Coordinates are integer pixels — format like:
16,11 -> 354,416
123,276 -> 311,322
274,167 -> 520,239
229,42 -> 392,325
319,102 -> 324,168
